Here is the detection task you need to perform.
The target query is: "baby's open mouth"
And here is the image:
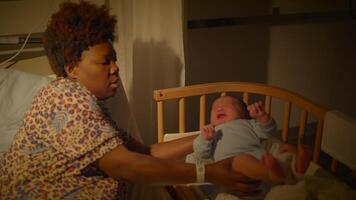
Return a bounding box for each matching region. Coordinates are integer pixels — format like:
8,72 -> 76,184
217,113 -> 226,119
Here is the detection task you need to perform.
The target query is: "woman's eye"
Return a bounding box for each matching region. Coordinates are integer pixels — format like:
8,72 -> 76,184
102,59 -> 112,65
102,57 -> 116,65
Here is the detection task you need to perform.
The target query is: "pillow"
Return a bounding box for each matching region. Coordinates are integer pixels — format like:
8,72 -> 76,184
0,69 -> 51,153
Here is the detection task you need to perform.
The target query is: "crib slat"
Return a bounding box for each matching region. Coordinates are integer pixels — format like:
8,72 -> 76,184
298,110 -> 308,142
157,101 -> 164,142
264,95 -> 272,147
243,92 -> 249,104
282,102 -> 291,142
199,95 -> 206,129
264,96 -> 271,114
179,98 -> 185,133
313,119 -> 324,163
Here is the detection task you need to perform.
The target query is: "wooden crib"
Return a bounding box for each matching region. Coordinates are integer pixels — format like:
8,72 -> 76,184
153,82 -> 354,200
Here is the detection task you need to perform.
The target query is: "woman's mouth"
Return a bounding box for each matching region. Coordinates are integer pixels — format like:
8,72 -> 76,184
109,77 -> 119,89
110,83 -> 118,89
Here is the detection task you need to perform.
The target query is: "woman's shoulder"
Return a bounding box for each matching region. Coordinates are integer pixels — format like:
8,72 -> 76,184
32,77 -> 98,110
38,78 -> 92,99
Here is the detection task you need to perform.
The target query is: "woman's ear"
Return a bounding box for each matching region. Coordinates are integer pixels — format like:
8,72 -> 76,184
64,64 -> 78,79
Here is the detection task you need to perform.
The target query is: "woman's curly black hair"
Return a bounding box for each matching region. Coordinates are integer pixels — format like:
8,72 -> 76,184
43,1 -> 117,77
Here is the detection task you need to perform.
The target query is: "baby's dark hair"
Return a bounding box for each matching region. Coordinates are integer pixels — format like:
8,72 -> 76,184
232,96 -> 250,119
43,1 -> 117,76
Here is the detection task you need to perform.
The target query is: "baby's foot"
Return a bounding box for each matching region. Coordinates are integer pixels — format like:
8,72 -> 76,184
261,154 -> 286,183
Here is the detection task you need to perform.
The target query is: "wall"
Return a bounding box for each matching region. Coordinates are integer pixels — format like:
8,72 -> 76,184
109,0 -> 186,144
267,21 -> 356,126
184,0 -> 356,131
0,0 -> 105,75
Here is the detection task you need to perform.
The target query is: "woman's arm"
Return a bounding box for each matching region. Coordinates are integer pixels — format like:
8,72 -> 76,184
150,135 -> 196,159
97,144 -> 258,191
126,135 -> 197,159
98,145 -> 194,184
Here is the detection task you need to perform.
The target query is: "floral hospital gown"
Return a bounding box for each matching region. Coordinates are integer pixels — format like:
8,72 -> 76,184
0,78 -> 129,199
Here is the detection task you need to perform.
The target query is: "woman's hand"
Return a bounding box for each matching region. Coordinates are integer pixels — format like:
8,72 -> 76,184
279,143 -> 312,174
279,143 -> 297,154
206,157 -> 260,193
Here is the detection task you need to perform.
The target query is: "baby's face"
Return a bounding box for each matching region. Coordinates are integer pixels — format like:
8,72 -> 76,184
210,96 -> 240,126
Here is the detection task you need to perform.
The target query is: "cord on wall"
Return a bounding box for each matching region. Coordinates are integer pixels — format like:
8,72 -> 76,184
0,35 -> 42,44
0,0 -> 55,67
0,32 -> 32,66
0,36 -> 21,44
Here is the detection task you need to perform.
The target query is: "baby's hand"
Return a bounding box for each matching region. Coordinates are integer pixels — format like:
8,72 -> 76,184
247,101 -> 269,123
200,124 -> 215,140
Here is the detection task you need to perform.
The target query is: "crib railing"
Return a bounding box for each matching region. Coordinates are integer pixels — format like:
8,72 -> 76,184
154,82 -> 331,165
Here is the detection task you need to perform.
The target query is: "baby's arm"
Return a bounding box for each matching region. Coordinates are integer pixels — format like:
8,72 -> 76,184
248,101 -> 277,137
247,101 -> 270,124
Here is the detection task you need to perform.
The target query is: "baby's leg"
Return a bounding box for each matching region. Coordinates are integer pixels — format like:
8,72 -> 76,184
295,144 -> 312,174
279,144 -> 312,174
232,154 -> 285,184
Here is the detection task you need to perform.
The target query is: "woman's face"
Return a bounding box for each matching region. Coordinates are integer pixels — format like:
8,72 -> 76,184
72,42 -> 119,100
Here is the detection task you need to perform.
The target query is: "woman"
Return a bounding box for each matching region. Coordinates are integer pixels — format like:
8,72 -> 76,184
0,1 -> 256,199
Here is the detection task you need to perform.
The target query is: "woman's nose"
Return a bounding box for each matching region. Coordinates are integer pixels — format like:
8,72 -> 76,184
110,62 -> 119,75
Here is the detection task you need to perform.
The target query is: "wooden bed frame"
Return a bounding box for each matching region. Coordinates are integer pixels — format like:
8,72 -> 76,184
153,82 -> 352,200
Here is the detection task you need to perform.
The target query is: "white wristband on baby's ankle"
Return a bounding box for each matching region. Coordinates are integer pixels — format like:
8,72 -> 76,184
195,160 -> 205,183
